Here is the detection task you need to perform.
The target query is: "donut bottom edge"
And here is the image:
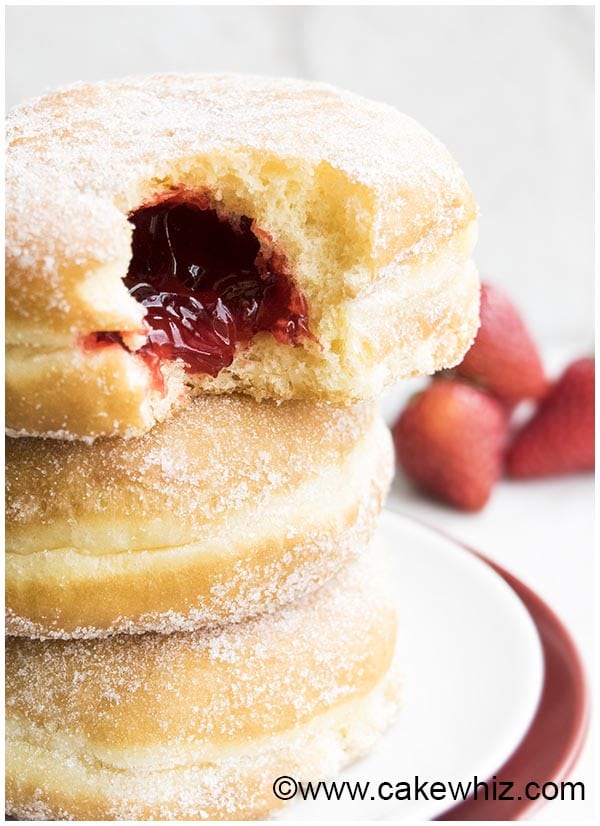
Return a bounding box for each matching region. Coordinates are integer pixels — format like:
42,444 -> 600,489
5,655 -> 401,821
6,538 -> 402,820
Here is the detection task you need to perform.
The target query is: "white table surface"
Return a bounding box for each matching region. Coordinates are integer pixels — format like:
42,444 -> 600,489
380,343 -> 594,820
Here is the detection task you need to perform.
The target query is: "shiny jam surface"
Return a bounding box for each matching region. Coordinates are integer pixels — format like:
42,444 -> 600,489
113,194 -> 312,377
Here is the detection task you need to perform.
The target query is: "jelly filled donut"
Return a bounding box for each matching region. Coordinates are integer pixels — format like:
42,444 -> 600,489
6,73 -> 479,440
6,544 -> 400,821
6,394 -> 393,639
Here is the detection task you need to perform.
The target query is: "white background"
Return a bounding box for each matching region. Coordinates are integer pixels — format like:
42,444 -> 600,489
5,5 -> 595,820
6,4 -> 594,348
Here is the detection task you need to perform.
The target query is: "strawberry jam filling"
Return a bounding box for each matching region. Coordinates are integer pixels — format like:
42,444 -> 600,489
92,191 -> 312,381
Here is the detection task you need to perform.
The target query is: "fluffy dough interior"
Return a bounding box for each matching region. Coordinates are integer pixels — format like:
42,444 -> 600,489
6,73 -> 479,439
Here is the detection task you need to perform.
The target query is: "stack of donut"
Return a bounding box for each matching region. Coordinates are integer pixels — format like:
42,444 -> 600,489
5,74 -> 479,820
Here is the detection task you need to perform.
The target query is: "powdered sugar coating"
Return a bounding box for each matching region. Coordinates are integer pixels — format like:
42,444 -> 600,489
6,395 -> 394,638
7,548 -> 393,739
6,72 -> 475,328
6,73 -> 478,439
6,547 -> 400,820
5,504 -> 381,640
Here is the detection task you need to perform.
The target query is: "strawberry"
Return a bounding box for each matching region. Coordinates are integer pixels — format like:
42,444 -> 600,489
506,357 -> 595,478
393,380 -> 508,511
457,283 -> 547,403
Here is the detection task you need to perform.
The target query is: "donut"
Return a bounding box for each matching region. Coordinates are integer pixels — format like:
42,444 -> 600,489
5,543 -> 400,821
6,394 -> 393,639
6,73 -> 479,440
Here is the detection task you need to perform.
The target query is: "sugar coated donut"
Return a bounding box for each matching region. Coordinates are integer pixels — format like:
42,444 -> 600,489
6,395 -> 393,639
6,543 -> 400,820
6,73 -> 479,440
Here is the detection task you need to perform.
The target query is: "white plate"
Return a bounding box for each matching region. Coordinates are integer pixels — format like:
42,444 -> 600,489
280,509 -> 544,820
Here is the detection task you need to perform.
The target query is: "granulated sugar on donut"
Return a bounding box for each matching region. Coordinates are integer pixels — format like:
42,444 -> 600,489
6,73 -> 479,440
6,395 -> 393,638
6,543 -> 401,821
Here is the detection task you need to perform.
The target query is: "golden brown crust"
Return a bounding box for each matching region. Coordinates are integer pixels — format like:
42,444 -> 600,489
6,547 -> 401,820
6,73 -> 479,439
5,344 -> 184,442
6,395 -> 393,638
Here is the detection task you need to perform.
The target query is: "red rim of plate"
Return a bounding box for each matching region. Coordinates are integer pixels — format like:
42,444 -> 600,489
435,546 -> 590,820
5,524 -> 590,822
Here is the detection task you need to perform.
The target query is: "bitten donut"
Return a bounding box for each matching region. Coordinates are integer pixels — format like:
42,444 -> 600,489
6,544 -> 400,821
6,394 -> 393,639
6,73 -> 479,440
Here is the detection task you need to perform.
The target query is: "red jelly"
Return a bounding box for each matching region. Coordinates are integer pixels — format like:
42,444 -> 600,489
109,192 -> 312,378
83,330 -> 166,393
